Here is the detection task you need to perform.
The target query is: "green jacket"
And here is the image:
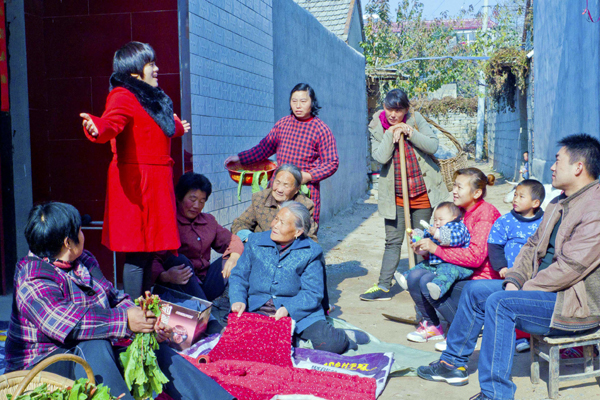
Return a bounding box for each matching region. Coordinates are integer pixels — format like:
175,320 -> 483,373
370,110 -> 449,220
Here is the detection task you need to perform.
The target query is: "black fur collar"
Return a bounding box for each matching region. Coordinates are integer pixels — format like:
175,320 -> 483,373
109,72 -> 176,137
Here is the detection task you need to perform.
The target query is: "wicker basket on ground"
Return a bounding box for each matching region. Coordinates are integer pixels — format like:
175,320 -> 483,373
0,354 -> 95,399
423,115 -> 469,191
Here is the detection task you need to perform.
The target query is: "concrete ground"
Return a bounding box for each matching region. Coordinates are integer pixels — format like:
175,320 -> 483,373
319,161 -> 599,400
1,161 -> 598,398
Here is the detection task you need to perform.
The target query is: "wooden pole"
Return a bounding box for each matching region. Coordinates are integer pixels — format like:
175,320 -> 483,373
399,133 -> 416,269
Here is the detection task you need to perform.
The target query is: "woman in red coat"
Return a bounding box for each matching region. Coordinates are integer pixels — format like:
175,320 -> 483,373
80,42 -> 189,298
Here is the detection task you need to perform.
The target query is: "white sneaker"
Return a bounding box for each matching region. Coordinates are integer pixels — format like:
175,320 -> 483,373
435,340 -> 447,352
394,271 -> 408,290
406,321 -> 445,343
426,282 -> 442,300
515,338 -> 530,352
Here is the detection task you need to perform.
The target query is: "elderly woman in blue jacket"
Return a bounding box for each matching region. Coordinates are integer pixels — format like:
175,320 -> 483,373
229,201 -> 362,354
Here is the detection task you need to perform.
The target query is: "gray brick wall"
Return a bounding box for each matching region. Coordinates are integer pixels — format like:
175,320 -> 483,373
273,0 -> 368,223
420,112 -> 477,150
486,92 -> 528,181
187,0 -> 274,227
185,0 -> 367,228
532,0 -> 600,183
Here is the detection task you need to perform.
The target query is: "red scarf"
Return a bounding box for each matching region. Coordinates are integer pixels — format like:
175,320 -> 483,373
380,111 -> 427,199
43,257 -> 76,270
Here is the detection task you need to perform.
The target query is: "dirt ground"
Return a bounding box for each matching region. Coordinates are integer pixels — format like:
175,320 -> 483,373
319,161 -> 599,399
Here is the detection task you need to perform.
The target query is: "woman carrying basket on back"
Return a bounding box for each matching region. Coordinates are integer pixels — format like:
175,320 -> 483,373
360,89 -> 448,302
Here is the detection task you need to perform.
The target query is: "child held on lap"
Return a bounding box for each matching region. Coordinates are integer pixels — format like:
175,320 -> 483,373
397,202 -> 471,300
488,179 -> 545,351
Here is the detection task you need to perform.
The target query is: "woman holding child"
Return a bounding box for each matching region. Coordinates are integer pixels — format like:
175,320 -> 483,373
360,89 -> 449,301
407,168 -> 501,347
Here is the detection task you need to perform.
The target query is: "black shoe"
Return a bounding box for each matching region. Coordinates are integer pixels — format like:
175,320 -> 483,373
469,393 -> 492,400
344,329 -> 371,345
417,360 -> 469,386
359,284 -> 393,301
206,319 -> 224,335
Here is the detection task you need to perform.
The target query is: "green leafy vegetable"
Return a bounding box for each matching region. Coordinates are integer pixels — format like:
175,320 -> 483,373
119,293 -> 169,400
237,170 -> 269,201
7,378 -> 122,400
300,184 -> 310,198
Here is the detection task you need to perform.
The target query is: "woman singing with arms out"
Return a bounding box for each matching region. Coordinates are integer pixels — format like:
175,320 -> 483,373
80,42 -> 190,298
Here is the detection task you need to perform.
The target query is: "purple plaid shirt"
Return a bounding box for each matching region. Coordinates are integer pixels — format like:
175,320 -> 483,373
6,250 -> 134,371
238,115 -> 339,223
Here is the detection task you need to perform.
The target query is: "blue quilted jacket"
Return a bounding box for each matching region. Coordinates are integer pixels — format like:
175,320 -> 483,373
229,231 -> 326,333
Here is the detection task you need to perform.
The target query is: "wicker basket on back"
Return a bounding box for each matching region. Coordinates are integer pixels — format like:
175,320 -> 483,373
422,115 -> 469,191
0,354 -> 95,399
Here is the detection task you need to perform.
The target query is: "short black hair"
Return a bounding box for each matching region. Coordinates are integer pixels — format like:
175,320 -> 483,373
436,201 -> 463,219
113,41 -> 156,76
517,179 -> 545,207
289,83 -> 321,116
25,202 -> 82,258
175,172 -> 212,202
557,133 -> 600,179
384,89 -> 411,111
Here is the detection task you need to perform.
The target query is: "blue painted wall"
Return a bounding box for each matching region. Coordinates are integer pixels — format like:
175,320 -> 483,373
273,0 -> 368,222
187,0 -> 367,226
486,92 -> 528,182
532,0 -> 600,183
188,0 -> 275,226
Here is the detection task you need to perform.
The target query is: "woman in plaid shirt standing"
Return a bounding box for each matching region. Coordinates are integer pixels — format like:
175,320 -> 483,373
225,83 -> 339,225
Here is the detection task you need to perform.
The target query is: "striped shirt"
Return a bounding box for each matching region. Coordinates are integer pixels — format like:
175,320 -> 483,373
6,250 -> 133,371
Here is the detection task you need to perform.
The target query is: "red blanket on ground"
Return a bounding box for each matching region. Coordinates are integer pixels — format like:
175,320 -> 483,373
185,313 -> 376,400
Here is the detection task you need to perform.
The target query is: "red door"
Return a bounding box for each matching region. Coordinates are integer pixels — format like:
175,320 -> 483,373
24,1 -> 183,282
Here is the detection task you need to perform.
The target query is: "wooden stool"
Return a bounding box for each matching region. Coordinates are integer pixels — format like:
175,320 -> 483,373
530,329 -> 600,399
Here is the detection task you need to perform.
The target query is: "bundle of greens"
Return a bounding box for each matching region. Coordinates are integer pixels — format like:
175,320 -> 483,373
119,292 -> 169,400
236,170 -> 269,201
7,378 -> 123,400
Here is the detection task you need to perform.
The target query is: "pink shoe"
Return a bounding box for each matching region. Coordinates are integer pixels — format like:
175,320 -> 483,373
406,321 -> 445,343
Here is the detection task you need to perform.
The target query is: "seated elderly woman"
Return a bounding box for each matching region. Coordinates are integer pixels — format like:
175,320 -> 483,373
6,202 -> 233,400
152,172 -> 244,331
229,201 -> 367,354
231,163 -> 318,242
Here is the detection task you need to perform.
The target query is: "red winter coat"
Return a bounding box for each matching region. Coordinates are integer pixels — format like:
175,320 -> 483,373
84,87 -> 184,252
434,200 -> 501,280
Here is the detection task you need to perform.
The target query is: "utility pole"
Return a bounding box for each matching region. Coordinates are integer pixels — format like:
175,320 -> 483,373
476,0 -> 489,160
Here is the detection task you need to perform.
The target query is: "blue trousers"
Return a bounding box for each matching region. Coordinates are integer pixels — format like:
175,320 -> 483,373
41,339 -> 233,400
160,254 -> 228,302
406,268 -> 470,325
440,280 -> 581,400
404,261 -> 473,300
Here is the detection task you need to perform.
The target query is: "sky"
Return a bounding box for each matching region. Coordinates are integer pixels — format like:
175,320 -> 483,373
361,0 -> 500,20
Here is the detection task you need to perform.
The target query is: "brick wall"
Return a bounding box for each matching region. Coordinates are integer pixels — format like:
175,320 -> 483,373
273,0 -> 368,222
486,91 -> 528,181
187,0 -> 274,227
422,111 -> 477,151
185,0 -> 367,227
531,0 -> 600,183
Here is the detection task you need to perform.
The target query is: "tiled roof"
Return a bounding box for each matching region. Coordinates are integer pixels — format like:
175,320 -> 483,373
293,0 -> 362,42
